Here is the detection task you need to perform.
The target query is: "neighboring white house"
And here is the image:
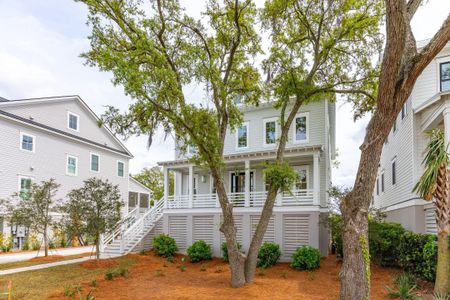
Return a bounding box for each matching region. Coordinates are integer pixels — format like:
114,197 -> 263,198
0,95 -> 151,248
373,41 -> 450,234
101,99 -> 336,260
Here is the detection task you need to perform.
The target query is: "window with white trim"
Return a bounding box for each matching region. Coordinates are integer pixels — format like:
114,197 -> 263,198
66,155 -> 78,176
236,122 -> 249,149
67,112 -> 79,131
263,118 -> 277,146
90,153 -> 100,172
392,158 -> 397,185
20,132 -> 35,152
295,166 -> 309,190
117,161 -> 125,177
440,62 -> 450,91
18,176 -> 32,200
294,113 -> 308,142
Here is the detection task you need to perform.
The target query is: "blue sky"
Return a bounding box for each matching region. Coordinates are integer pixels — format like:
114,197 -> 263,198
0,0 -> 448,187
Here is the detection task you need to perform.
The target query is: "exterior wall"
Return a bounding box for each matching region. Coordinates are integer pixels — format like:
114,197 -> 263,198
0,98 -> 125,151
385,205 -> 426,234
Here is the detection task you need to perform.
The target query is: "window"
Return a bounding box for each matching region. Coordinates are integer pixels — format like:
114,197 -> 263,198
263,118 -> 277,146
376,178 -> 380,196
117,161 -> 125,177
140,193 -> 149,208
234,94 -> 242,105
18,176 -> 32,200
90,153 -> 99,172
392,159 -> 397,185
188,145 -> 198,155
440,62 -> 450,91
67,112 -> 79,131
381,171 -> 385,193
66,155 -> 78,176
128,192 -> 138,208
236,122 -> 249,149
20,132 -> 35,152
295,167 -> 309,190
393,118 -> 397,133
294,113 -> 308,142
401,102 -> 407,120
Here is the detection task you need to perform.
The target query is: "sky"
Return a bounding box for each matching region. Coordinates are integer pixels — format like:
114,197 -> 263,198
0,0 -> 448,187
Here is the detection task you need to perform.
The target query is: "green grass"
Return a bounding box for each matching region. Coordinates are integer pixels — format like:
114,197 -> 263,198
0,256 -> 136,299
0,253 -> 93,270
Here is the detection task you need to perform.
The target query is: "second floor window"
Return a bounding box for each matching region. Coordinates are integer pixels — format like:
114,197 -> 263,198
237,122 -> 248,148
117,161 -> 125,177
66,155 -> 78,176
20,133 -> 35,152
440,62 -> 450,91
68,112 -> 79,131
294,113 -> 308,142
264,118 -> 277,146
90,153 -> 99,172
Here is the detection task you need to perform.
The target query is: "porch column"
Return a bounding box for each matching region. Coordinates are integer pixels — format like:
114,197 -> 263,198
245,160 -> 250,207
163,166 -> 169,209
444,107 -> 450,148
313,152 -> 320,206
188,165 -> 194,208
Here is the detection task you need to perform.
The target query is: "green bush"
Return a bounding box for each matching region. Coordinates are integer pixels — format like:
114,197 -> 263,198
22,238 -> 30,250
187,240 -> 212,263
398,233 -> 437,282
153,234 -> 178,258
291,246 -> 321,270
257,242 -> 281,268
329,214 -> 343,257
1,237 -> 13,253
221,242 -> 242,262
369,221 -> 405,267
386,273 -> 418,300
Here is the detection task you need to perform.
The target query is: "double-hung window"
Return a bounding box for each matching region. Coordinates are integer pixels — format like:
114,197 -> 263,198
20,132 -> 35,152
117,161 -> 125,177
67,112 -> 79,131
66,155 -> 78,176
90,153 -> 100,172
295,166 -> 309,190
18,176 -> 32,200
236,122 -> 249,149
263,118 -> 277,146
293,113 -> 309,143
440,62 -> 450,92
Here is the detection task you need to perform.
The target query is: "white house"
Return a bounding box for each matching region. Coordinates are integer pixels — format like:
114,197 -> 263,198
373,41 -> 450,234
0,95 -> 151,248
101,100 -> 336,260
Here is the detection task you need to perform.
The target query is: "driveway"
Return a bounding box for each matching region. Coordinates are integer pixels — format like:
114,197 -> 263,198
0,246 -> 95,264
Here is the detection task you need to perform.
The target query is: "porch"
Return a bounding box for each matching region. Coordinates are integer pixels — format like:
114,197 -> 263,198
159,147 -> 323,209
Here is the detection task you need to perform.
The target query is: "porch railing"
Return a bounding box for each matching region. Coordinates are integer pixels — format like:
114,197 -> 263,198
166,189 -> 315,209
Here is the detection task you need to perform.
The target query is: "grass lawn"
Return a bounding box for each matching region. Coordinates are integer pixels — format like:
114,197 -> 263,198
0,253 -> 93,271
0,256 -> 136,300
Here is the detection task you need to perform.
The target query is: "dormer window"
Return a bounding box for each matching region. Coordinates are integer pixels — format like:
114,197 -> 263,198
440,62 -> 450,92
236,122 -> 249,149
68,112 -> 79,131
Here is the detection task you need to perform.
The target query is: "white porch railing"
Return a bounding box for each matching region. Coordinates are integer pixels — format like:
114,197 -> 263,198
165,189 -> 315,209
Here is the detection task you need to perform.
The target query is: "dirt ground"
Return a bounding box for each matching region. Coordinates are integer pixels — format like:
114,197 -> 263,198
47,252 -> 409,300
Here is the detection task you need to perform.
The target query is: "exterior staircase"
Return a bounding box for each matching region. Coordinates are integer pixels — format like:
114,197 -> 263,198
100,199 -> 164,258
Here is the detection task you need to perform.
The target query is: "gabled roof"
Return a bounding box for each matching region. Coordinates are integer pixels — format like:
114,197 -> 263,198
0,95 -> 133,157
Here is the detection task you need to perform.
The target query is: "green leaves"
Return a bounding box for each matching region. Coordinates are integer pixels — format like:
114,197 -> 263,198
263,161 -> 297,192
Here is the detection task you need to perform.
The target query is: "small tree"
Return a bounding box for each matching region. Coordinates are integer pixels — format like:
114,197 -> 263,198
69,178 -> 123,260
7,179 -> 60,257
133,166 -> 174,201
60,189 -> 88,246
413,129 -> 449,294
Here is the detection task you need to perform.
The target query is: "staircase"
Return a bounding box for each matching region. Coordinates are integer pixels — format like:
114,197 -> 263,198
101,199 -> 164,258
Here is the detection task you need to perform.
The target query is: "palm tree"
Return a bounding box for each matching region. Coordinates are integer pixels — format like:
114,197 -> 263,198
413,128 -> 450,294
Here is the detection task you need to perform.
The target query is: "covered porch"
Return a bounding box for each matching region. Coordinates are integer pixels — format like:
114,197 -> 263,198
159,146 -> 323,209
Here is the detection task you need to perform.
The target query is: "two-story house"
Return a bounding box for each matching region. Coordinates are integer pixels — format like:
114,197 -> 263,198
373,40 -> 450,234
101,100 -> 335,260
0,95 -> 151,248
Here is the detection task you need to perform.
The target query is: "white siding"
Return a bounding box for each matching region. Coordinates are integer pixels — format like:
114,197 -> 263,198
424,203 -> 437,235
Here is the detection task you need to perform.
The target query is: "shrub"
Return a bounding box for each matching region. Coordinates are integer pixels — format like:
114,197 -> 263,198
153,234 -> 178,258
49,240 -> 56,249
221,242 -> 242,262
386,273 -> 418,300
118,268 -> 129,278
291,246 -> 321,270
369,221 -> 405,267
104,270 -> 114,280
1,236 -> 13,253
398,233 -> 437,281
22,238 -> 30,250
187,240 -> 212,263
257,242 -> 281,268
329,214 -> 343,257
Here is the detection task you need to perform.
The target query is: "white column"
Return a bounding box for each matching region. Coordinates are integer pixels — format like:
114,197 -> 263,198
444,107 -> 450,149
188,165 -> 194,208
313,152 -> 320,206
163,166 -> 169,209
244,160 -> 250,207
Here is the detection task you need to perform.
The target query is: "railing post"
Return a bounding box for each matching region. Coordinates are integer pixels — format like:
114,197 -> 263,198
244,160 -> 250,207
313,152 -> 320,205
120,223 -> 125,254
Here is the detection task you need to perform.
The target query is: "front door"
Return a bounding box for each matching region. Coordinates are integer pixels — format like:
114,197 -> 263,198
230,172 -> 254,193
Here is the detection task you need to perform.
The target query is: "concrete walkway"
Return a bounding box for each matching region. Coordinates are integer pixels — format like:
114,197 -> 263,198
0,257 -> 92,276
0,246 -> 95,264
